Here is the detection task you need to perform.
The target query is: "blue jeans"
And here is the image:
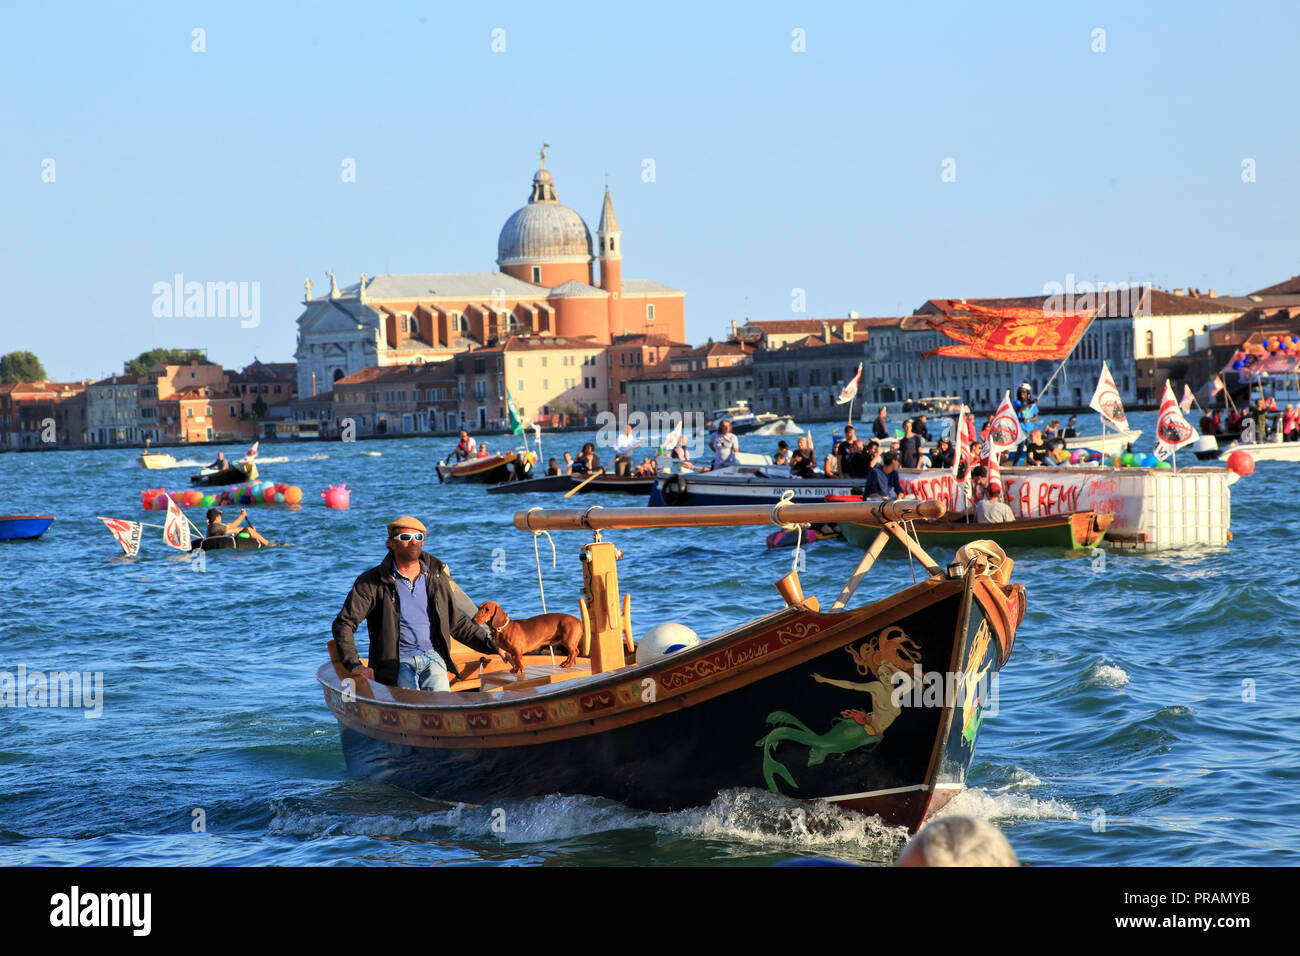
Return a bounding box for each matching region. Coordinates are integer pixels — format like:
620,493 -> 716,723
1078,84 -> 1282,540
397,650 -> 450,692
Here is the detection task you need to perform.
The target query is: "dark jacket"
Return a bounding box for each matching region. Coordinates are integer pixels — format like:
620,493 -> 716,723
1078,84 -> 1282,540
331,551 -> 496,685
872,418 -> 890,440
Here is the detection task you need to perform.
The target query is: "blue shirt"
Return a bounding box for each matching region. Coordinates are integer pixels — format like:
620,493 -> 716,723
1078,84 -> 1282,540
394,569 -> 433,656
1014,399 -> 1039,425
863,465 -> 902,499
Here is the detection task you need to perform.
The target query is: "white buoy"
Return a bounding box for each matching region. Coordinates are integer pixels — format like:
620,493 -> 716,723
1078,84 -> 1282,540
634,622 -> 700,664
1193,435 -> 1218,455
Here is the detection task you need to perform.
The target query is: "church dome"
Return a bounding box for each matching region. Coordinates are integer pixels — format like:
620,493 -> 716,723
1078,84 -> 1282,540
497,159 -> 592,266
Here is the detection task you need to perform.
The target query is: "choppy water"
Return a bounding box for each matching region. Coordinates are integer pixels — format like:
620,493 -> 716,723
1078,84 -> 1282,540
1,412 -> 1297,866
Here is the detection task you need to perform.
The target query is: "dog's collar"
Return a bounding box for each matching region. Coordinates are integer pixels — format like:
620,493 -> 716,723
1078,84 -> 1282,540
486,609 -> 510,636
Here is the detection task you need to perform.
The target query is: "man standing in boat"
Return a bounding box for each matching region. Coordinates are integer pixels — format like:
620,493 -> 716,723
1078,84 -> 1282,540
709,419 -> 740,468
332,516 -> 496,690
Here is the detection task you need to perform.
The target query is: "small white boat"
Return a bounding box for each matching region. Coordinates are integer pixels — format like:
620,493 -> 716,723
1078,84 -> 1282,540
1213,438 -> 1300,462
139,451 -> 178,469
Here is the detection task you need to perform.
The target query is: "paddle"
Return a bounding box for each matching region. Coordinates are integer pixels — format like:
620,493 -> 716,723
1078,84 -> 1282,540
563,439 -> 646,498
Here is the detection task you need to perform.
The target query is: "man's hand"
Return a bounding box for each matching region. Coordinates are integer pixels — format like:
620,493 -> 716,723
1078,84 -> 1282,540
349,665 -> 375,680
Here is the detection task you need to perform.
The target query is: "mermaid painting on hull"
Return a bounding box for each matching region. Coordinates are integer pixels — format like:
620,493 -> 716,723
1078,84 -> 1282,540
757,627 -> 924,793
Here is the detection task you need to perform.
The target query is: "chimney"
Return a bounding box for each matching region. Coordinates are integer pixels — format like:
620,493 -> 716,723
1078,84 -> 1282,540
1207,288 -> 1217,298
731,319 -> 738,340
843,320 -> 854,343
821,321 -> 831,343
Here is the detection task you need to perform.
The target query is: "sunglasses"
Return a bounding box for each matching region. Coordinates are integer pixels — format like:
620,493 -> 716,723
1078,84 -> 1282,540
391,532 -> 424,542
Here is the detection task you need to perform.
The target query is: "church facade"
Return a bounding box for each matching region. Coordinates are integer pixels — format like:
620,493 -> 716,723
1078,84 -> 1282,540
294,149 -> 685,399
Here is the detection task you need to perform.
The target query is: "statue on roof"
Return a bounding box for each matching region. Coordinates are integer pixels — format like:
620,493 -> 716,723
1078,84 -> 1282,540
329,271 -> 339,299
539,143 -> 549,169
304,277 -> 313,301
359,274 -> 368,297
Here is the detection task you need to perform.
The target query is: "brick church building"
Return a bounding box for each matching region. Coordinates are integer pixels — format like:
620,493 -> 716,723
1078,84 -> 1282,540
294,148 -> 685,399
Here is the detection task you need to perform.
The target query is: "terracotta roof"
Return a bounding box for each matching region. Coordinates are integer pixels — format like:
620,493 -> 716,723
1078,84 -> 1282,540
336,363 -> 456,386
743,319 -> 856,334
1250,275 -> 1300,296
780,334 -> 844,348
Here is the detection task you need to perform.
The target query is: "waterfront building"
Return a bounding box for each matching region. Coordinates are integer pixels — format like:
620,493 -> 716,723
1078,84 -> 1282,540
456,335 -> 607,429
87,374 -> 145,445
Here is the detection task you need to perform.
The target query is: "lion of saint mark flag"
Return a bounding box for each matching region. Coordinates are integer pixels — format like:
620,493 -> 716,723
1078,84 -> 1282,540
915,300 -> 1098,362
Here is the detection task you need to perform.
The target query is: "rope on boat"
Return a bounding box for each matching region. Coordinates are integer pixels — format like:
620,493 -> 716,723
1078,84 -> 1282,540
525,506 -> 556,613
769,489 -> 809,574
904,518 -> 919,584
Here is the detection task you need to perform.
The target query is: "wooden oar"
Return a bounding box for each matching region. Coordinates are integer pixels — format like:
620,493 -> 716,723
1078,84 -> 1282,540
563,440 -> 646,498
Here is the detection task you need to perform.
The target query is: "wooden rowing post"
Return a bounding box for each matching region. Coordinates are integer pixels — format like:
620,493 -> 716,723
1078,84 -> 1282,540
580,541 -> 627,674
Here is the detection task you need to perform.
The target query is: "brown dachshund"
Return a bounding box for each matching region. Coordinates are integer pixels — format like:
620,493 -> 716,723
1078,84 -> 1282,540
474,600 -> 584,674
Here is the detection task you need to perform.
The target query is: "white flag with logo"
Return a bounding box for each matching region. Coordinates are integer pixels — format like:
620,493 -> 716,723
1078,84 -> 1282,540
1154,380 -> 1198,458
162,494 -> 192,551
1179,384 -> 1195,414
987,391 -> 1025,451
836,363 -> 862,405
1089,361 -> 1130,432
243,440 -> 259,461
98,516 -> 143,558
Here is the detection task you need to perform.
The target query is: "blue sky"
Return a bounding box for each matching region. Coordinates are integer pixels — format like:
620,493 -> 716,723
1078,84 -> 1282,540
3,0 -> 1298,381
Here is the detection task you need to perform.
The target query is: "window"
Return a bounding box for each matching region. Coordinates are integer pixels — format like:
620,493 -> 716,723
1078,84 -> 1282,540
1145,330 -> 1154,356
401,315 -> 409,332
517,358 -> 523,368
518,380 -> 524,392
542,379 -> 548,390
541,357 -> 547,367
646,304 -> 656,322
1186,329 -> 1196,354
475,381 -> 486,398
532,266 -> 541,283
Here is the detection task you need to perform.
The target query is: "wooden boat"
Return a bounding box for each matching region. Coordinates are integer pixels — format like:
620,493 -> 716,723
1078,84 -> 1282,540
436,451 -> 529,484
486,473 -> 655,496
317,498 -> 1024,832
189,462 -> 257,486
0,515 -> 55,541
139,451 -> 177,469
838,507 -> 1112,552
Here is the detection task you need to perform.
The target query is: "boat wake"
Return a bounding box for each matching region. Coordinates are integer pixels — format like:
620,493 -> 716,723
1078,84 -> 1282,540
264,788 -> 907,860
934,785 -> 1079,824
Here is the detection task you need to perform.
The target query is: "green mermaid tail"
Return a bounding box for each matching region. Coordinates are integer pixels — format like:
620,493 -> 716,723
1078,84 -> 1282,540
756,714 -> 881,793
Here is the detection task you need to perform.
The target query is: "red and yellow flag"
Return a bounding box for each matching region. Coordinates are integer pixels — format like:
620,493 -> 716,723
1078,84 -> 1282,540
921,301 -> 1098,362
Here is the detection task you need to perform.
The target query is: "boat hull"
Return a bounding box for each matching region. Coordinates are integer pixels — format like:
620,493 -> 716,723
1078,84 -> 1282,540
189,464 -> 254,486
321,574 -> 1020,831
139,453 -> 177,470
840,510 -> 1111,552
1201,440 -> 1300,462
437,453 -> 525,484
0,515 -> 55,541
486,474 -> 655,495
